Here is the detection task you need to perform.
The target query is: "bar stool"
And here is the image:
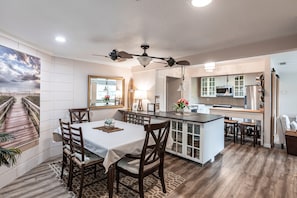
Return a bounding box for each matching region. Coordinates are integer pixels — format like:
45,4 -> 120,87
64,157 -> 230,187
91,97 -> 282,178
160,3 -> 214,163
239,122 -> 261,147
224,119 -> 238,143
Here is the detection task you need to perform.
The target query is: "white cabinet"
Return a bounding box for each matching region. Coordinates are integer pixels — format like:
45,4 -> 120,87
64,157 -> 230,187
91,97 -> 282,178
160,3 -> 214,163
233,75 -> 245,98
201,77 -> 216,97
186,122 -> 201,160
167,118 -> 224,164
170,120 -> 183,154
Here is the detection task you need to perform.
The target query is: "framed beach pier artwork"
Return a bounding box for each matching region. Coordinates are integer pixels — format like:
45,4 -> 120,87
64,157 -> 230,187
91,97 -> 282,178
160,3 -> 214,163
0,45 -> 40,150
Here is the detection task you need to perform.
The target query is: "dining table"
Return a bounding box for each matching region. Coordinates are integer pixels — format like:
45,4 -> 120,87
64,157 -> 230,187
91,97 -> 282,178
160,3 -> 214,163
54,119 -> 171,198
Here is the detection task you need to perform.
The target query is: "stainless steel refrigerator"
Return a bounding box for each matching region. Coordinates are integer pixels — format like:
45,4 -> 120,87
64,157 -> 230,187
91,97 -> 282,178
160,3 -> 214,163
244,85 -> 261,110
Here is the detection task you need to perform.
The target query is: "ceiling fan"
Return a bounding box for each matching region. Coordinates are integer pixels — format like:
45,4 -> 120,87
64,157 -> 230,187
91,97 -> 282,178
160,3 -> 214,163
93,49 -> 132,62
95,44 -> 190,67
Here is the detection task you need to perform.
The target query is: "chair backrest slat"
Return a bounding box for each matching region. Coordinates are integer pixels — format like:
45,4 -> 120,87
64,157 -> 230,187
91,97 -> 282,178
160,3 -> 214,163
59,119 -> 71,149
69,126 -> 85,161
69,108 -> 90,124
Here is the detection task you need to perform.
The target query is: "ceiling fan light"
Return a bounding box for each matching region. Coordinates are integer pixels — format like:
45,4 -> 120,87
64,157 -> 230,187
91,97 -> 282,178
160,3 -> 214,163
137,56 -> 152,67
191,0 -> 212,7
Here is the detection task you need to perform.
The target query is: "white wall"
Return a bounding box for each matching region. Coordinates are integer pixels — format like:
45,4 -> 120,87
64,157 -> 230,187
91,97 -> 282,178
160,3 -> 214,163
0,33 -> 132,188
132,69 -> 156,111
278,73 -> 297,117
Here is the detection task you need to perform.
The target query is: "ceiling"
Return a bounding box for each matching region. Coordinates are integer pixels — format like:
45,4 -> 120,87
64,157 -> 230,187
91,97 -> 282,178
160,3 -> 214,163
0,0 -> 297,68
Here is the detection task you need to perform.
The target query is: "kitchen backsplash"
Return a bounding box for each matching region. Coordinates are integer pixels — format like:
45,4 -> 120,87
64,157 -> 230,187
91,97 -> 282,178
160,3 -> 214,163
198,97 -> 244,107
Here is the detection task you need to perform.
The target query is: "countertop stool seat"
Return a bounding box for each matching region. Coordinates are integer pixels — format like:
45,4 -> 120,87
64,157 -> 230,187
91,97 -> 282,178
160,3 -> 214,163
224,119 -> 239,143
239,122 -> 261,147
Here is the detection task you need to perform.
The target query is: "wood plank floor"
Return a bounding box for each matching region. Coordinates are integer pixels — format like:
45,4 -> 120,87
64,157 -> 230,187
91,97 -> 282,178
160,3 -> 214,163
1,142 -> 297,198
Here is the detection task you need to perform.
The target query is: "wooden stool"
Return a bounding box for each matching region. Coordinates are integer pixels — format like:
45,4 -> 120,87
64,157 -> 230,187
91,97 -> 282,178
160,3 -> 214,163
239,122 -> 260,147
224,119 -> 238,143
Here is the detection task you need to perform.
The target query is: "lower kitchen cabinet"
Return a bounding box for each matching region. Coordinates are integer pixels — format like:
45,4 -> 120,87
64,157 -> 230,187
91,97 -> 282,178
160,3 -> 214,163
167,118 -> 224,165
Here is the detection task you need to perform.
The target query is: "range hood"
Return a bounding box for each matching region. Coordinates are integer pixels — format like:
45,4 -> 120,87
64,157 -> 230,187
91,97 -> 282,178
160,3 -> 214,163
216,75 -> 233,96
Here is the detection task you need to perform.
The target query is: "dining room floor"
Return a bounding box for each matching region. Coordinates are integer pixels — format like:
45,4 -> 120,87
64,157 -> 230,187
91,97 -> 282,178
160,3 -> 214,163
1,142 -> 297,198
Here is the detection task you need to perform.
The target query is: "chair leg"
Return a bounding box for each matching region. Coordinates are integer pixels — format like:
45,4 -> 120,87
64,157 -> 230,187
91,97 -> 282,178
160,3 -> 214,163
139,176 -> 144,198
78,167 -> 84,198
61,154 -> 66,179
159,165 -> 166,193
116,168 -> 120,193
69,160 -> 74,191
66,158 -> 72,188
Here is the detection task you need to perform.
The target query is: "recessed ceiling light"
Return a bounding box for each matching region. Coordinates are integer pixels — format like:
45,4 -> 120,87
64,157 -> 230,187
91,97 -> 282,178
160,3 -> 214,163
55,36 -> 66,43
191,0 -> 212,7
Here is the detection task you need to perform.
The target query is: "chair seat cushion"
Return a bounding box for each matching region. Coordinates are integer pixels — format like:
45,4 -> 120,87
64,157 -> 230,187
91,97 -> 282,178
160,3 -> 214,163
117,156 -> 160,174
73,149 -> 104,167
63,146 -> 72,156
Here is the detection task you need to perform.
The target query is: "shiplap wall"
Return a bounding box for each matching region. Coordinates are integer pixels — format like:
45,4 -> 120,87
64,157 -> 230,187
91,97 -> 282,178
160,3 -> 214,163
0,33 -> 132,188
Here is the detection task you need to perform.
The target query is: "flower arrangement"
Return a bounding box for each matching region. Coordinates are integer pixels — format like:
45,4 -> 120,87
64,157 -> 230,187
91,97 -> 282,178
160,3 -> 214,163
174,98 -> 189,111
104,95 -> 110,102
104,118 -> 115,128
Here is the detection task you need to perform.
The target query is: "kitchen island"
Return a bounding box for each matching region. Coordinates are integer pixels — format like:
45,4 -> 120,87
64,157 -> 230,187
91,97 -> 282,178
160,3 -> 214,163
118,110 -> 224,165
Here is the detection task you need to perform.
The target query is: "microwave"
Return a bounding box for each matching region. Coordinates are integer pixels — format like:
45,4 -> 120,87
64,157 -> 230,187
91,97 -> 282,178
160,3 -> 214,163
216,86 -> 233,96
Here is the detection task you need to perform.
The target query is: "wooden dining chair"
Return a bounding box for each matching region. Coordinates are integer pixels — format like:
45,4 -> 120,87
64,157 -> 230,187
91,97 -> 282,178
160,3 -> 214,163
123,112 -> 137,123
69,126 -> 104,198
124,112 -> 151,125
135,114 -> 151,125
59,119 -> 72,188
116,120 -> 170,198
69,108 -> 90,124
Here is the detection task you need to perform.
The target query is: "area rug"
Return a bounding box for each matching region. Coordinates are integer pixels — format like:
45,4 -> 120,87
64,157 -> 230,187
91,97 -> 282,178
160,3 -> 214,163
49,160 -> 185,198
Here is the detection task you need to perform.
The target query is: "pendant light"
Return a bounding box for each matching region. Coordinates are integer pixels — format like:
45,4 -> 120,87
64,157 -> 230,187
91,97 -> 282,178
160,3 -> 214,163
177,66 -> 185,92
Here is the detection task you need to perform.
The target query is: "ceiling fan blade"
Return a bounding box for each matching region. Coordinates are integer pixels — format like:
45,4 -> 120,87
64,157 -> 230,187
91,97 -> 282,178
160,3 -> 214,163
92,54 -> 109,58
176,60 -> 190,65
118,51 -> 133,59
152,60 -> 167,64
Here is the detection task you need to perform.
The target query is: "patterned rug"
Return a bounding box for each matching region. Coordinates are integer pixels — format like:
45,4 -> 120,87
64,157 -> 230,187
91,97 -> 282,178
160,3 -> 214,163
49,160 -> 185,198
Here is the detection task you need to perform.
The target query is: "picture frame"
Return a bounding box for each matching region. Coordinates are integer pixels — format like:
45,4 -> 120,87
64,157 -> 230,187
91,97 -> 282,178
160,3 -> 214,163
132,103 -> 138,111
147,103 -> 156,112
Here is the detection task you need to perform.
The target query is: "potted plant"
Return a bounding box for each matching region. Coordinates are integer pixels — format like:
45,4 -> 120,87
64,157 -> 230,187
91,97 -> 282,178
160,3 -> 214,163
0,133 -> 21,167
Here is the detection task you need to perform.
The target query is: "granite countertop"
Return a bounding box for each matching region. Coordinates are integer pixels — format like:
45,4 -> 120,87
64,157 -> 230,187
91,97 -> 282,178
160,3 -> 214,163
118,110 -> 223,123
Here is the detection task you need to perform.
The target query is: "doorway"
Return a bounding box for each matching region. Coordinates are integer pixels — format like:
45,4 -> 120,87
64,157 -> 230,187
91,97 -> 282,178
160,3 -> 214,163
166,76 -> 181,111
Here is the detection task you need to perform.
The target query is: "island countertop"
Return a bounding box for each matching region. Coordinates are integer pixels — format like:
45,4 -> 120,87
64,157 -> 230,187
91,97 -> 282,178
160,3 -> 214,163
118,110 -> 223,124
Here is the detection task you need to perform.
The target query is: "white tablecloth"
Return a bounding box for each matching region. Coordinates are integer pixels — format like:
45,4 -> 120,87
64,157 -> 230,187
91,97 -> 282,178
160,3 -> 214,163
55,120 -> 172,172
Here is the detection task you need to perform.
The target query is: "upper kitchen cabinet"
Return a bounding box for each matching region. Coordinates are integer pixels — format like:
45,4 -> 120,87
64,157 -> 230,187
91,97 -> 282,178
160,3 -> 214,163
201,77 -> 216,97
233,75 -> 245,98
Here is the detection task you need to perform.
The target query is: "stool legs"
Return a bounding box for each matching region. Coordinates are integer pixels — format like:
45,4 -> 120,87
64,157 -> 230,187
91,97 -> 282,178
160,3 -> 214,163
224,122 -> 238,143
233,124 -> 238,143
240,124 -> 260,147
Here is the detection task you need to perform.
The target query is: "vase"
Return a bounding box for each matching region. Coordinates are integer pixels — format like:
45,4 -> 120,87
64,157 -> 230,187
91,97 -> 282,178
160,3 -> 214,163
175,108 -> 184,115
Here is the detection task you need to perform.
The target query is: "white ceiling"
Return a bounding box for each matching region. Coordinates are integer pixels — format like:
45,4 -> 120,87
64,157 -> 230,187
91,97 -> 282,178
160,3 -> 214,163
0,0 -> 297,68
271,50 -> 297,75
